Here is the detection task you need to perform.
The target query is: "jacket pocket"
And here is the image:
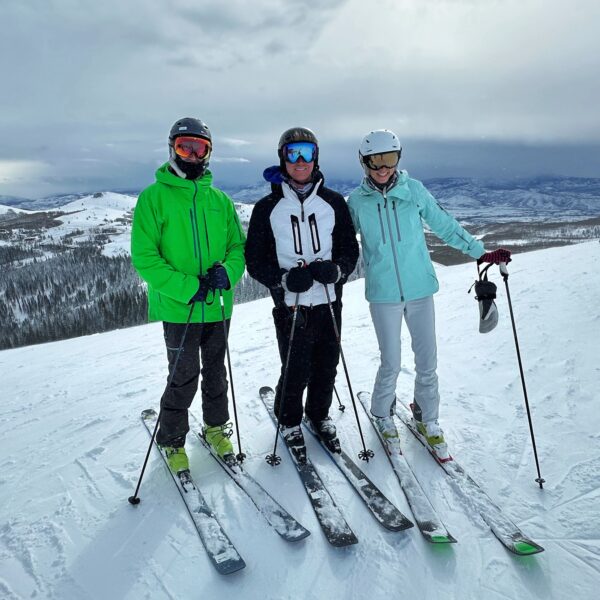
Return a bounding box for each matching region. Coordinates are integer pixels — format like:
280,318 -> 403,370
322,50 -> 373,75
308,213 -> 321,253
290,215 -> 303,255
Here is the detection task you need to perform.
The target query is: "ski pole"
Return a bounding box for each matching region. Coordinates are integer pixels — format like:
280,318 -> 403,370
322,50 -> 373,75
266,291 -> 302,466
499,261 -> 545,489
333,385 -> 346,412
129,302 -> 196,505
266,259 -> 307,466
322,282 -> 374,462
218,289 -> 246,463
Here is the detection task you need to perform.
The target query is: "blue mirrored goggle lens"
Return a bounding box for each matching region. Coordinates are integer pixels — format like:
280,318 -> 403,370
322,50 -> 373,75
284,142 -> 317,164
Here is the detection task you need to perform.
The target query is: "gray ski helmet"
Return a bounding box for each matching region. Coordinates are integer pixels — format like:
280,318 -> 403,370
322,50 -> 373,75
474,279 -> 499,333
168,117 -> 212,180
278,127 -> 319,167
169,117 -> 211,144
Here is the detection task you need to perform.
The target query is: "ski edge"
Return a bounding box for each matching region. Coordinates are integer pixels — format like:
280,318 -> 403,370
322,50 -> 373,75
302,417 -> 414,532
394,402 -> 544,556
188,412 -> 311,543
356,392 -> 456,544
258,387 -> 359,547
140,409 -> 246,574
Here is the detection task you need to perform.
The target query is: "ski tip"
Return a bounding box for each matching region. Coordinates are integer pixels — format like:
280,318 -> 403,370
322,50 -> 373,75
512,540 -> 545,555
329,532 -> 359,547
389,518 -> 415,532
141,408 -> 157,418
429,533 -> 457,544
214,557 -> 247,575
438,454 -> 454,464
259,386 -> 275,396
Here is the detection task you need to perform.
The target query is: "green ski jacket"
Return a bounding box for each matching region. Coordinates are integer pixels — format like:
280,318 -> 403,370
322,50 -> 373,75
131,164 -> 246,323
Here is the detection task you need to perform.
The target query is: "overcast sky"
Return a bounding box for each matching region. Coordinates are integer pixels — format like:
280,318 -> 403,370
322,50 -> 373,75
1,0 -> 599,198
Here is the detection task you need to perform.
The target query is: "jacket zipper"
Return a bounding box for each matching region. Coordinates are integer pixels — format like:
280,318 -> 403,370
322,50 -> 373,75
382,189 -> 405,302
377,204 -> 387,244
392,200 -> 401,241
190,181 -> 203,274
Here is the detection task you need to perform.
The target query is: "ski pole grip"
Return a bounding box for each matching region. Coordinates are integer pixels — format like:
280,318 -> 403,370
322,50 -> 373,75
499,262 -> 509,278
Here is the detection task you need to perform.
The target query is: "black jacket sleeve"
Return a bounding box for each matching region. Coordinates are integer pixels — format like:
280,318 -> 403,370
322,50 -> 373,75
245,195 -> 283,290
328,191 -> 359,284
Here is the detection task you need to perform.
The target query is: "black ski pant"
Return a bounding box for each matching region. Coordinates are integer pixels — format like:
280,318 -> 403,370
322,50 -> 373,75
156,320 -> 230,447
273,301 -> 341,427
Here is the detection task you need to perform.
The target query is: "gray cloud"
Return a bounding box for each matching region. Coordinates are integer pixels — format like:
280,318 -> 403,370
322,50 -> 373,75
1,0 -> 599,197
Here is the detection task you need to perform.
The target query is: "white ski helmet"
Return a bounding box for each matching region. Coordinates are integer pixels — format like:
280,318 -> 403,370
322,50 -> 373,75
359,129 -> 402,169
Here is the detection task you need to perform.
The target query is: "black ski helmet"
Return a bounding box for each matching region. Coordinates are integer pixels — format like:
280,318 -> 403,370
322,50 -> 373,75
169,117 -> 211,144
277,126 -> 319,168
168,117 -> 212,180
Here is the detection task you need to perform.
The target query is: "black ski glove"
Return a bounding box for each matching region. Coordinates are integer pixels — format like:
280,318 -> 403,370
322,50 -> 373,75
309,260 -> 341,284
188,276 -> 210,304
207,264 -> 230,290
284,265 -> 313,293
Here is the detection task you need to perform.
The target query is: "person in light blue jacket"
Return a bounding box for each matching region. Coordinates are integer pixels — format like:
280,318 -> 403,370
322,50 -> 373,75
348,129 -> 511,461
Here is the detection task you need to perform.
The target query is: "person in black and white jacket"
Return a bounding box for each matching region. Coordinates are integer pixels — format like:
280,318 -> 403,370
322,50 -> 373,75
245,127 -> 358,457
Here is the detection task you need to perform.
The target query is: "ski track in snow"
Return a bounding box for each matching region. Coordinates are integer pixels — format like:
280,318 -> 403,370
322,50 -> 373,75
0,242 -> 599,598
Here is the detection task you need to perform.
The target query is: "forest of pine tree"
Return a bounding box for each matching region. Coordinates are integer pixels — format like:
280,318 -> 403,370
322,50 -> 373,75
0,237 -> 364,350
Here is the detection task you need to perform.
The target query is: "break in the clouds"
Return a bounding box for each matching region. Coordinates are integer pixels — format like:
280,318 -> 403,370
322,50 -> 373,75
1,0 -> 599,197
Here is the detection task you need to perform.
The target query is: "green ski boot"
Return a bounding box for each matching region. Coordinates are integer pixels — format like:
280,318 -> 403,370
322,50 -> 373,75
161,446 -> 190,474
415,419 -> 451,462
204,422 -> 236,464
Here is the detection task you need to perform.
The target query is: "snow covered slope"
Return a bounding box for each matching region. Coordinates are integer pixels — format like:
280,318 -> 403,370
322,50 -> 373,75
1,242 -> 599,599
0,204 -> 30,215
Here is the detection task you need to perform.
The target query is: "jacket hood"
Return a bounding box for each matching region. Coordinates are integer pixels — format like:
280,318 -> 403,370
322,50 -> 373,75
263,165 -> 325,194
263,165 -> 285,184
155,162 -> 213,189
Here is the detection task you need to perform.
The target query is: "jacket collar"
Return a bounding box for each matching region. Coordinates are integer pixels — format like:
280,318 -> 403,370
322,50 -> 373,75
358,169 -> 409,199
281,177 -> 323,203
155,162 -> 213,189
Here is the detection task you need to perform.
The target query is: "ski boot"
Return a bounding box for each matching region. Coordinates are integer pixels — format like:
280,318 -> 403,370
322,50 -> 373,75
374,415 -> 401,449
280,424 -> 307,464
161,446 -> 190,474
411,403 -> 451,462
307,416 -> 341,453
204,422 -> 237,466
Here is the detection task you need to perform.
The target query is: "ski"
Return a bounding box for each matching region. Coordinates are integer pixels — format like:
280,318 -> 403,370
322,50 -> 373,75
395,402 -> 544,556
188,412 -> 311,543
140,409 -> 246,574
259,387 -> 358,547
357,392 -> 455,544
302,417 -> 413,532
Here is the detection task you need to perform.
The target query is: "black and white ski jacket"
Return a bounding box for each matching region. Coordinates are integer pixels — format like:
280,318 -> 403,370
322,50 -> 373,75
245,170 -> 359,308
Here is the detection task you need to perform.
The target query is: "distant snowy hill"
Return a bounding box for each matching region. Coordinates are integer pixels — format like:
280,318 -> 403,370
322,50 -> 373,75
426,176 -> 600,221
0,203 -> 29,215
40,192 -> 138,255
5,176 -> 600,220
1,242 -> 598,599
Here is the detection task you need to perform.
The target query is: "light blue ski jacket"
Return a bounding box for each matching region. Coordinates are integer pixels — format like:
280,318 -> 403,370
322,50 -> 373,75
348,171 -> 485,303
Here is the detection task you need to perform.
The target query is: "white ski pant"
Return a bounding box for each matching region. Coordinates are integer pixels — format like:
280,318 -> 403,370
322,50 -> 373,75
369,296 -> 440,421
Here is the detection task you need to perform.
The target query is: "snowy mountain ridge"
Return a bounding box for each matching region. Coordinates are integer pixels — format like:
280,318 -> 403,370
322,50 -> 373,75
1,242 -> 598,599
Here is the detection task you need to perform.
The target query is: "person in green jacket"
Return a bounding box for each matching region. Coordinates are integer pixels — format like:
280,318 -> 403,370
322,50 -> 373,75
348,129 -> 511,462
131,117 -> 246,472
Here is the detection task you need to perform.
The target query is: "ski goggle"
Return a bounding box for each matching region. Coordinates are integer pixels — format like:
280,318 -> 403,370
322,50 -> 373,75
364,151 -> 400,170
283,142 -> 317,164
173,136 -> 212,160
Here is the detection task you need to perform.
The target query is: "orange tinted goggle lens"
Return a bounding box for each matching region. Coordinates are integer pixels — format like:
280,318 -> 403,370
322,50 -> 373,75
365,151 -> 400,170
174,136 -> 211,159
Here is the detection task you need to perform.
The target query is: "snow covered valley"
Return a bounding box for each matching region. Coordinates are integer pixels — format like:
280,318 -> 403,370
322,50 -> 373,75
1,242 -> 599,599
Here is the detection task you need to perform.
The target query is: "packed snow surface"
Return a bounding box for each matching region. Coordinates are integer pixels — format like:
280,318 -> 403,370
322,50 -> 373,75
1,242 -> 599,599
